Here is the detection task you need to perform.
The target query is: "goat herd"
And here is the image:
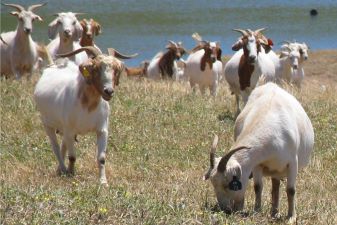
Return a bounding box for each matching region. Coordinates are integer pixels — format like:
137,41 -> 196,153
1,3 -> 315,223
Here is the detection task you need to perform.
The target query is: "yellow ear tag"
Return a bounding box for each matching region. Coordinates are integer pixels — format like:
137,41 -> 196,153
82,68 -> 90,78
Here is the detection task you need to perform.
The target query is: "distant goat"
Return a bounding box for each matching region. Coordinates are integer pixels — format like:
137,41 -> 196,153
224,28 -> 275,116
281,41 -> 309,63
34,46 -> 137,185
204,83 -> 314,223
125,61 -> 149,78
79,18 -> 102,54
279,42 -> 309,88
147,41 -> 187,80
47,12 -> 87,65
184,33 -> 223,96
0,3 -> 45,79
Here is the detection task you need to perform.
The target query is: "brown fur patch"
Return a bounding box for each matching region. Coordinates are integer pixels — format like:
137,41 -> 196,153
238,54 -> 254,90
158,50 -> 176,78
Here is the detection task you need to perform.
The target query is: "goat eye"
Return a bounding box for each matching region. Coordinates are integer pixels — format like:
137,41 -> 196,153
72,21 -> 76,25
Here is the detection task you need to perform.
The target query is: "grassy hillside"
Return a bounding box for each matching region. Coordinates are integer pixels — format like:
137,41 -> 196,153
1,50 -> 337,224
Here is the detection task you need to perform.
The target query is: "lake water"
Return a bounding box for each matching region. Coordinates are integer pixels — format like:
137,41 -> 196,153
1,0 -> 337,66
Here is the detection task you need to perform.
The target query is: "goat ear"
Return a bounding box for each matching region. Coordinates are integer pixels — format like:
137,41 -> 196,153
280,51 -> 289,58
48,18 -> 59,40
93,21 -> 102,36
10,11 -> 20,17
35,15 -> 43,22
79,64 -> 92,84
217,48 -> 222,61
232,40 -> 243,51
73,21 -> 83,41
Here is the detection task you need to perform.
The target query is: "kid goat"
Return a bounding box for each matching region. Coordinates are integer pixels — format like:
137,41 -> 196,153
204,83 -> 314,223
34,46 -> 137,185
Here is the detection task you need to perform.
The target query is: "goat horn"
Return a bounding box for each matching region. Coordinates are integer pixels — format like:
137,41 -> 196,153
57,46 -> 101,59
217,146 -> 251,173
0,36 -> 8,45
281,40 -> 291,45
107,48 -> 138,59
2,3 -> 25,12
210,135 -> 218,169
28,3 -> 46,12
232,29 -> 248,36
254,28 -> 267,34
192,32 -> 203,42
73,13 -> 85,16
246,29 -> 254,35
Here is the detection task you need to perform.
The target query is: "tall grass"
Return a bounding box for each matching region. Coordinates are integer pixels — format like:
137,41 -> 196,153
1,65 -> 336,224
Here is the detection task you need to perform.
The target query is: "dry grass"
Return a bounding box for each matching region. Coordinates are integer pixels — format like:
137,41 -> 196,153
1,50 -> 337,224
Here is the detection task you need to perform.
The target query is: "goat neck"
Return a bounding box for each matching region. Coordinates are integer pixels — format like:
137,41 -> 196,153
158,49 -> 177,78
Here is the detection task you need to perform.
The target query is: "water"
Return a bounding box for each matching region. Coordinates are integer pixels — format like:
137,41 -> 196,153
1,0 -> 337,66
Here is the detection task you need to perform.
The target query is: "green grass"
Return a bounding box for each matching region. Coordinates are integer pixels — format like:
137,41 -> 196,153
1,75 -> 336,225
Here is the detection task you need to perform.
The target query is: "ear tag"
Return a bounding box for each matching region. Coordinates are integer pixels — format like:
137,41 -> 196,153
229,176 -> 242,191
82,67 -> 90,78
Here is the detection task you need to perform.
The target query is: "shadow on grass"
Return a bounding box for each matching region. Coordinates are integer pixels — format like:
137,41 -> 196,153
203,202 -> 250,218
217,110 -> 236,122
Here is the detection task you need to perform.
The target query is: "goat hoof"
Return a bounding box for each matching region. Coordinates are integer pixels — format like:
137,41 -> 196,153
287,216 -> 297,224
56,167 -> 68,176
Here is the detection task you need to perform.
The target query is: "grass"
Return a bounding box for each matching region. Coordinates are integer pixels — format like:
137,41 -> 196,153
1,50 -> 337,224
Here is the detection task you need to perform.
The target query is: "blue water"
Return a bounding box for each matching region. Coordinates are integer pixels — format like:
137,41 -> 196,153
1,0 -> 337,66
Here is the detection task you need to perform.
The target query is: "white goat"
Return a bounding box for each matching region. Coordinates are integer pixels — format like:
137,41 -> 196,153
204,82 -> 314,223
34,46 -> 137,185
147,41 -> 187,80
184,33 -> 223,96
279,42 -> 309,88
0,3 -> 45,79
47,12 -> 87,65
281,41 -> 309,63
279,46 -> 305,88
224,28 -> 275,116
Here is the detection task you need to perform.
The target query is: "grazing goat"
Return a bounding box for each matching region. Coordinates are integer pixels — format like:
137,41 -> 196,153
147,41 -> 187,80
47,12 -> 88,65
224,28 -> 275,116
125,61 -> 149,78
79,18 -> 102,54
184,33 -> 223,96
34,46 -> 137,185
204,83 -> 314,223
0,3 -> 45,79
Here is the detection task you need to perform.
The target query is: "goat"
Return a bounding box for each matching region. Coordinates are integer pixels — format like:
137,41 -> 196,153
281,41 -> 309,63
125,61 -> 149,78
204,82 -> 314,223
279,45 -> 304,88
79,18 -> 102,54
0,3 -> 45,79
34,46 -> 137,185
224,28 -> 275,116
47,12 -> 88,65
184,33 -> 223,96
147,41 -> 187,80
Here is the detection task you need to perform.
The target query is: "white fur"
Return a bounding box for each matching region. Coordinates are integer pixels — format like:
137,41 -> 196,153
185,49 -> 223,96
47,12 -> 87,65
224,48 -> 275,115
34,56 -> 120,184
0,12 -> 41,79
205,83 -> 314,222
